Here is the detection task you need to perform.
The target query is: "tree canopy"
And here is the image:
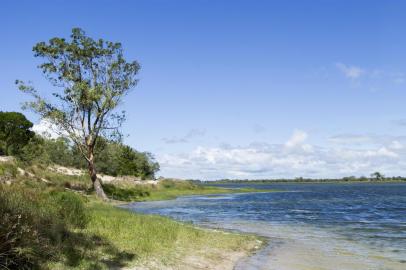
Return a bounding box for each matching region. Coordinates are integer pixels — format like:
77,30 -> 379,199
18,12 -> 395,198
18,134 -> 159,179
0,111 -> 34,155
17,28 -> 140,199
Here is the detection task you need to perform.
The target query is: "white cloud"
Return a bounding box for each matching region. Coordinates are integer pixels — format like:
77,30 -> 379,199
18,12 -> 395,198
329,134 -> 376,145
157,130 -> 405,180
32,119 -> 64,139
365,147 -> 398,158
336,62 -> 365,79
389,140 -> 403,150
285,129 -> 307,148
285,130 -> 313,152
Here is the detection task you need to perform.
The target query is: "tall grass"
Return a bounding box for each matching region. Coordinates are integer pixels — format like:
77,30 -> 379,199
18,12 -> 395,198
0,162 -> 18,179
0,185 -> 88,269
104,179 -> 264,202
0,180 -> 262,269
83,201 -> 260,269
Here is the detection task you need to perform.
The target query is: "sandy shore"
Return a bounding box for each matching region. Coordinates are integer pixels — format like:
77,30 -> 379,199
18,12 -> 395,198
225,222 -> 406,270
124,245 -> 258,270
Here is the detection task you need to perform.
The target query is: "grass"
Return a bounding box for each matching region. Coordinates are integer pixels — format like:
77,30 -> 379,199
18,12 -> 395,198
104,179 -> 268,202
1,164 -> 265,269
8,164 -> 269,202
0,161 -> 18,179
0,184 -> 90,269
73,201 -> 261,269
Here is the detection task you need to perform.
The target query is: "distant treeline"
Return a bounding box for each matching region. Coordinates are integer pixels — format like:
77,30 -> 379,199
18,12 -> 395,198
203,174 -> 406,184
0,111 -> 159,179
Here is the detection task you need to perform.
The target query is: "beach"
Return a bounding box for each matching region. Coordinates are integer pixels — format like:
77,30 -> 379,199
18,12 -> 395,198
124,183 -> 406,270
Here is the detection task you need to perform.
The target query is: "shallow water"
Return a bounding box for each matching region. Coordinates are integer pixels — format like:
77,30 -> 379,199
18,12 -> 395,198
123,183 -> 406,270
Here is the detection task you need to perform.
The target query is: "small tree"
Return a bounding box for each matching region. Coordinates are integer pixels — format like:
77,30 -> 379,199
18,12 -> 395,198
0,111 -> 34,155
370,172 -> 384,181
17,28 -> 140,199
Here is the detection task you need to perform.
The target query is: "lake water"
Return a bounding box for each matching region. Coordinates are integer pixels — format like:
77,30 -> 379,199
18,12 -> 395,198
123,183 -> 406,270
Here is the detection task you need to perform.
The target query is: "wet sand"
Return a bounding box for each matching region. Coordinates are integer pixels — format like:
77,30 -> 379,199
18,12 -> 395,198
231,222 -> 405,270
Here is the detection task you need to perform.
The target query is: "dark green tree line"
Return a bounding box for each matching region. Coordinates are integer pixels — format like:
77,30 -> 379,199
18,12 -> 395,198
0,111 -> 34,156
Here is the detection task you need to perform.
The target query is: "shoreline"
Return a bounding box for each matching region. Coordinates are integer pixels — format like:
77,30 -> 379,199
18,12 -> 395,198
207,180 -> 406,185
121,193 -> 271,270
125,187 -> 406,270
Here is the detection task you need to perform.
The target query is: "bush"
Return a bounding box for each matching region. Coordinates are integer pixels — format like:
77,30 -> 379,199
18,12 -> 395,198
18,135 -> 160,179
159,179 -> 200,190
46,191 -> 88,229
0,162 -> 18,179
103,183 -> 150,201
0,185 -> 88,269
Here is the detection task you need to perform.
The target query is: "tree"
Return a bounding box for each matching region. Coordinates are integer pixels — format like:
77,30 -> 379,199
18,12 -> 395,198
116,145 -> 160,179
18,134 -> 49,165
0,111 -> 34,155
371,172 -> 384,181
17,28 -> 140,199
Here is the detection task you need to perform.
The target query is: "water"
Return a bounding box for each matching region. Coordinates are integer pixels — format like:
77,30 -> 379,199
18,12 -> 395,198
123,183 -> 406,270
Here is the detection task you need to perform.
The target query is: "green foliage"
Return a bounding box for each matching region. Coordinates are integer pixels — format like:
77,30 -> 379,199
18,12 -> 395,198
17,28 -> 141,198
371,171 -> 385,181
159,179 -> 199,190
0,161 -> 18,179
18,135 -> 78,166
46,191 -> 89,229
17,135 -> 49,165
44,137 -> 74,165
0,179 -> 260,269
95,141 -> 159,179
0,170 -> 261,269
0,111 -> 34,156
17,28 -> 140,145
101,179 -> 264,202
24,165 -> 91,191
17,134 -> 159,179
85,202 -> 259,269
103,183 -> 150,201
0,185 -> 88,269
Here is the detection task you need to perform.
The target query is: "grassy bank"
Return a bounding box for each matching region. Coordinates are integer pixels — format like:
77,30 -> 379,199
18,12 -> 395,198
0,162 -> 264,269
46,200 -> 262,270
104,179 -> 266,202
5,163 -> 269,202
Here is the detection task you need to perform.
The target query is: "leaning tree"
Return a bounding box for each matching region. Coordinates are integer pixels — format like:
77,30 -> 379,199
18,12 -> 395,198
17,28 -> 140,199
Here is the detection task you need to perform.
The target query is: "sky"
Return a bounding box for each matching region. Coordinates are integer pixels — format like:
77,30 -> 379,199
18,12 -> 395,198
1,0 -> 406,179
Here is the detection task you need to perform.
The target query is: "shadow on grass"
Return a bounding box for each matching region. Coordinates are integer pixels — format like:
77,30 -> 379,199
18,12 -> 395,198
57,230 -> 137,270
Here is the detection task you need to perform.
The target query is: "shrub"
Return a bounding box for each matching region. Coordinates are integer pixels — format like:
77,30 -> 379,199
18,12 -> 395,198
0,186 -> 58,269
158,179 -> 200,190
0,185 -> 88,269
0,162 -> 18,179
46,191 -> 88,229
103,183 -> 150,201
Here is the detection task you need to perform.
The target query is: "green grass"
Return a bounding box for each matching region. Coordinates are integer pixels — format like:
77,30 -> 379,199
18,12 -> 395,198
0,161 -> 18,179
1,166 -> 264,269
0,184 -> 90,269
144,185 -> 263,201
104,179 -> 268,202
24,165 -> 91,190
1,183 -> 262,270
11,166 -> 269,203
72,201 -> 261,269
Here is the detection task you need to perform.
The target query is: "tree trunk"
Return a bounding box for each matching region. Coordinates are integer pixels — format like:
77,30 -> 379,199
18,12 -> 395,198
4,142 -> 10,156
88,157 -> 108,200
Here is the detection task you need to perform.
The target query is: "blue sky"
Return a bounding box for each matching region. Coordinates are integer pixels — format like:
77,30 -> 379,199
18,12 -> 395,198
1,0 -> 406,179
